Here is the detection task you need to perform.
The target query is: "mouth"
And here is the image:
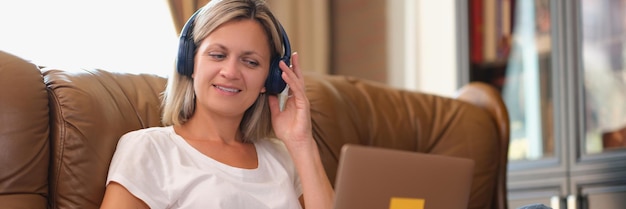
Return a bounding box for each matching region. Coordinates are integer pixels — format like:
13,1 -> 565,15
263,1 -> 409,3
213,84 -> 241,93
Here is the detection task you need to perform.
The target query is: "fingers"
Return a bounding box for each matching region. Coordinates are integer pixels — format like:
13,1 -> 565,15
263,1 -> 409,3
279,60 -> 294,83
279,52 -> 301,80
279,52 -> 304,96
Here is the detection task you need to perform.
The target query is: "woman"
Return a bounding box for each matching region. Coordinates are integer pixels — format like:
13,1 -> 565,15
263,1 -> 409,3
100,0 -> 334,208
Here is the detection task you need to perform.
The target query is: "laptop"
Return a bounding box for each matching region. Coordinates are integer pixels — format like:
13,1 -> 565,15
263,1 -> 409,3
333,144 -> 475,209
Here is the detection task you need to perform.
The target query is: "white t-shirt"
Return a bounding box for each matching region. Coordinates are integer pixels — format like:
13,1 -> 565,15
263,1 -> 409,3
106,126 -> 303,209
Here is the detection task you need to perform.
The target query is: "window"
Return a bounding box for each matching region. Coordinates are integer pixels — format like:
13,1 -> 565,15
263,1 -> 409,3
0,0 -> 178,77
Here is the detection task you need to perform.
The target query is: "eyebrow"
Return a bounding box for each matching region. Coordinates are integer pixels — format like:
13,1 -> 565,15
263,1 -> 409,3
206,43 -> 264,58
206,43 -> 227,51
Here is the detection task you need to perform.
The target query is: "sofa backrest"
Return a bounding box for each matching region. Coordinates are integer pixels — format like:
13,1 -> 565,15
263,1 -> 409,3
43,68 -> 166,209
304,72 -> 508,209
0,51 -> 50,209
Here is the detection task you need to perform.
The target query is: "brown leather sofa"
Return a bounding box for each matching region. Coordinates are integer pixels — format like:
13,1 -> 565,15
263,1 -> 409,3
0,50 -> 509,209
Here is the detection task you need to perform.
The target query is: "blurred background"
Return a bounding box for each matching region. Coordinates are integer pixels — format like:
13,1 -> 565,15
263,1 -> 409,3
0,0 -> 458,97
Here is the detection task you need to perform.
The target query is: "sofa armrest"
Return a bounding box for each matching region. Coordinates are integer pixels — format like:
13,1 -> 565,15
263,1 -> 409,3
305,72 -> 508,209
456,82 -> 510,209
0,51 -> 49,209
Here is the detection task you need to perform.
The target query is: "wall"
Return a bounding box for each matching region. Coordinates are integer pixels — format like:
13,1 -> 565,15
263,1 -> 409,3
414,0 -> 458,97
331,0 -> 388,83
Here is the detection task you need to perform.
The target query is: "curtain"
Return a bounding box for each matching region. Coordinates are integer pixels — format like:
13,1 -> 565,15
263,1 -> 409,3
168,0 -> 210,34
167,0 -> 329,74
266,0 -> 330,74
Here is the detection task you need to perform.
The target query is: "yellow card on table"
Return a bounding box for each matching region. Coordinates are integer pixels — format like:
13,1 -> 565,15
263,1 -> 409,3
389,197 -> 425,209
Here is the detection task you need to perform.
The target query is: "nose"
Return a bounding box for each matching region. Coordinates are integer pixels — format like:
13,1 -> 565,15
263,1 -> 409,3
219,57 -> 241,80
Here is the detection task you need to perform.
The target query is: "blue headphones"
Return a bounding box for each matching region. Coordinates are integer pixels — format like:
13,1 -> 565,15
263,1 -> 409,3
176,10 -> 290,95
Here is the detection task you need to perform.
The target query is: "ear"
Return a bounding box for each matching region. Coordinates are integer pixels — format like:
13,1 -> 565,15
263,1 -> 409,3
260,86 -> 266,93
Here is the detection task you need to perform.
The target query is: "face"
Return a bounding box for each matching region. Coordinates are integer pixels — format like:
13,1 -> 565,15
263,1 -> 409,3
192,19 -> 272,118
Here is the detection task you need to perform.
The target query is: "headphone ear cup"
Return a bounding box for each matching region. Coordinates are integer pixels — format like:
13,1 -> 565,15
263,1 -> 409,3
177,37 -> 196,76
265,23 -> 291,94
265,57 -> 287,94
176,10 -> 199,77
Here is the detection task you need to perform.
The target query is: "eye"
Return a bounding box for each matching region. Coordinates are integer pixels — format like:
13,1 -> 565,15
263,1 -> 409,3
208,52 -> 226,60
242,58 -> 259,68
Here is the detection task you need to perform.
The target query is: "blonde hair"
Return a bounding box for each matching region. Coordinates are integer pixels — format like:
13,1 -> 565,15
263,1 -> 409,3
162,0 -> 284,143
